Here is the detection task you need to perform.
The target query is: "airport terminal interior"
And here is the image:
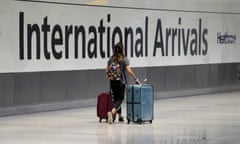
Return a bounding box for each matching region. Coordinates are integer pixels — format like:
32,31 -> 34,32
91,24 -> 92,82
1,0 -> 240,144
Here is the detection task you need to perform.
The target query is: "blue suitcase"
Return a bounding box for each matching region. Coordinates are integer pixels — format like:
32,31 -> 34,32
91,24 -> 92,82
127,84 -> 154,124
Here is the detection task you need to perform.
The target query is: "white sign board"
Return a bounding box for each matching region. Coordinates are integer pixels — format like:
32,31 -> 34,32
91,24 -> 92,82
0,0 -> 239,73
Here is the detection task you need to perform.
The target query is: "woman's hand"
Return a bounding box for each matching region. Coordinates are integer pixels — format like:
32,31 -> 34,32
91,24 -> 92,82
135,78 -> 141,85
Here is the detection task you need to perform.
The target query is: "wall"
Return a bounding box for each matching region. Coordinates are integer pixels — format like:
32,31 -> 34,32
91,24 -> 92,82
0,63 -> 240,116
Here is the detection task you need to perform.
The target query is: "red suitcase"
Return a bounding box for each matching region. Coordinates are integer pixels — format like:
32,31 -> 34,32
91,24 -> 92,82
97,92 -> 114,122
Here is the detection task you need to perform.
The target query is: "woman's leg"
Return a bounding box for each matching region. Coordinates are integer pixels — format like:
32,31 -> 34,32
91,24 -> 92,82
110,80 -> 122,112
108,80 -> 120,124
110,81 -> 126,122
108,81 -> 126,123
116,84 -> 125,115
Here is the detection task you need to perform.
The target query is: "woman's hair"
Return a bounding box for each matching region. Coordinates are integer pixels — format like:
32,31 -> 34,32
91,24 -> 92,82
112,42 -> 124,62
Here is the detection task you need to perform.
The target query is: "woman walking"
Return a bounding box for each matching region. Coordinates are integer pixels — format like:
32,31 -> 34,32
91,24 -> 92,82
106,42 -> 141,124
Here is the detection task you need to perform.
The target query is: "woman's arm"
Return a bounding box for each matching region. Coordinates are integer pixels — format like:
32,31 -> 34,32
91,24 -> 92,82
125,66 -> 141,84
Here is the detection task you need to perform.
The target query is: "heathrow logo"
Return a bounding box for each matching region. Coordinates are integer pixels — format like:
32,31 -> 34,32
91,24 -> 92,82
217,32 -> 237,44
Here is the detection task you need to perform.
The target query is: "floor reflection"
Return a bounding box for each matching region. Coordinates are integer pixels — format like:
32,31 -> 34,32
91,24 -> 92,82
1,91 -> 240,144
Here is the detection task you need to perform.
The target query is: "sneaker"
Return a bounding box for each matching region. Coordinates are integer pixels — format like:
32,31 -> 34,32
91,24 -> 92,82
118,116 -> 124,122
107,112 -> 113,124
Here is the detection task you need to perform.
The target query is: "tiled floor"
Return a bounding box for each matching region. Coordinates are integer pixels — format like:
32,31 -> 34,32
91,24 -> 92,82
1,91 -> 240,144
